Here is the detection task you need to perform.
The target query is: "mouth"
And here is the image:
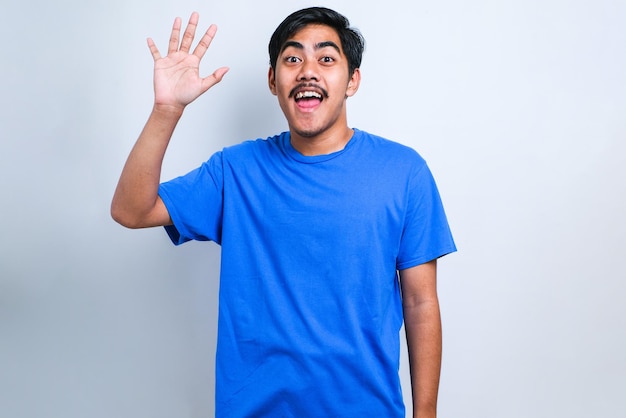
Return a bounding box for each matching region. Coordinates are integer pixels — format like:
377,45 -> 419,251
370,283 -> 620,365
295,90 -> 323,101
289,84 -> 329,109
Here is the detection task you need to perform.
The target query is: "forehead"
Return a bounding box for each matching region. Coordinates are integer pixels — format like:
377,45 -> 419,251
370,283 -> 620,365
282,24 -> 342,52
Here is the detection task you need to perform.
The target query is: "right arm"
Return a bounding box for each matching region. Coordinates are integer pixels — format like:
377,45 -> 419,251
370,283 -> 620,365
111,12 -> 228,228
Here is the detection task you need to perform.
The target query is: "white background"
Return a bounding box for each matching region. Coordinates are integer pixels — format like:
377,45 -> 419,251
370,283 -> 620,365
1,0 -> 625,417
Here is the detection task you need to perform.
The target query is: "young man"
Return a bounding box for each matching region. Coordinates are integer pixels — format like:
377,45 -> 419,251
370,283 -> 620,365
112,7 -> 456,418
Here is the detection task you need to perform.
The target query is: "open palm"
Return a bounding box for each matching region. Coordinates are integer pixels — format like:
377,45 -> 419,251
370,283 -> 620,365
148,12 -> 229,110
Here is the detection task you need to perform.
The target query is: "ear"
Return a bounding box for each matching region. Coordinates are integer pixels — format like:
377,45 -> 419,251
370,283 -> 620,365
346,68 -> 361,98
268,67 -> 277,96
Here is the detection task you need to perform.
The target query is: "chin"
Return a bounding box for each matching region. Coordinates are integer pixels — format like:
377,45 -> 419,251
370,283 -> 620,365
294,127 -> 323,138
291,117 -> 339,139
289,120 -> 326,138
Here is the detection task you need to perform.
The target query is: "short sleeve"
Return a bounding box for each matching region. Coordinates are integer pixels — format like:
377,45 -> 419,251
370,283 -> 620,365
396,163 -> 456,270
158,152 -> 225,245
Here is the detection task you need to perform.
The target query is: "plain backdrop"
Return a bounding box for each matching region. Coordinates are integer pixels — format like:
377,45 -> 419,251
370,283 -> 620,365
1,0 -> 625,417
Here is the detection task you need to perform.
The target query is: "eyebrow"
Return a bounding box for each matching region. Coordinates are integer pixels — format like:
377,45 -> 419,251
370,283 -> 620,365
281,40 -> 342,54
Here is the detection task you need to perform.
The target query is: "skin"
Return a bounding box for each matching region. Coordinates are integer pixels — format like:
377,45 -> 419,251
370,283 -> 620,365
268,24 -> 360,156
400,260 -> 442,418
111,13 -> 227,228
111,13 -> 442,417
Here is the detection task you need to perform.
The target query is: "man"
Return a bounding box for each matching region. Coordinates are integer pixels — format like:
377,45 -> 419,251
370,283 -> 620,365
112,7 -> 456,418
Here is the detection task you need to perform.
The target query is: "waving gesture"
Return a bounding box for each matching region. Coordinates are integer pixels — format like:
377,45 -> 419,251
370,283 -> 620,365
147,12 -> 229,110
111,13 -> 230,229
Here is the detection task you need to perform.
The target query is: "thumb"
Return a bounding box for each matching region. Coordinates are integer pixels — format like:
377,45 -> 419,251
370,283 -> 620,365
201,66 -> 230,93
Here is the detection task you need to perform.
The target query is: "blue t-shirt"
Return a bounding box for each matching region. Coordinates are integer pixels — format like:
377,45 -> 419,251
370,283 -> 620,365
159,128 -> 456,417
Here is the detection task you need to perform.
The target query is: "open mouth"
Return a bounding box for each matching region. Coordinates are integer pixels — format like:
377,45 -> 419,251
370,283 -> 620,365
289,84 -> 328,109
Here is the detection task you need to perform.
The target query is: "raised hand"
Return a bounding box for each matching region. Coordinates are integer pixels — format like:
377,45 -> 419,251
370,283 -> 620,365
147,12 -> 229,111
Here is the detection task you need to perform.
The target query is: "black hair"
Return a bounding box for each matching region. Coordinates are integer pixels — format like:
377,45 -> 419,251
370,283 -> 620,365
268,7 -> 365,76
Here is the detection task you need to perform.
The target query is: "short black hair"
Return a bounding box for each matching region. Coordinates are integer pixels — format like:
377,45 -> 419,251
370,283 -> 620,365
268,7 -> 365,76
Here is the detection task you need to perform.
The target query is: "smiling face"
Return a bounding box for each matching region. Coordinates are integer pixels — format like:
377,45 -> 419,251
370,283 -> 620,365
268,24 -> 361,154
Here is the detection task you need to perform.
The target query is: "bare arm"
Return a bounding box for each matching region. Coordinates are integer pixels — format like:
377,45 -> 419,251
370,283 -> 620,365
399,259 -> 441,418
111,12 -> 228,228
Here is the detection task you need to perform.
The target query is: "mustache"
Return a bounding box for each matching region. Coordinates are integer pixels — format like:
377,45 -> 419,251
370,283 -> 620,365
288,83 -> 330,99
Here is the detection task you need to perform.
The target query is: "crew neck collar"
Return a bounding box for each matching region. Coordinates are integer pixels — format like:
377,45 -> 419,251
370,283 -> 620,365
283,129 -> 361,164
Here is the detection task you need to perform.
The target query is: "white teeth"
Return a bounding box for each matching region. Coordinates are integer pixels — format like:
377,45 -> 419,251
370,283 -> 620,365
295,91 -> 322,100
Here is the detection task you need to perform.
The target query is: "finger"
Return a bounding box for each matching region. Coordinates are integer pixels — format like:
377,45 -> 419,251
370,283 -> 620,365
200,66 -> 230,93
147,37 -> 162,61
179,12 -> 199,53
193,24 -> 218,59
168,17 -> 182,55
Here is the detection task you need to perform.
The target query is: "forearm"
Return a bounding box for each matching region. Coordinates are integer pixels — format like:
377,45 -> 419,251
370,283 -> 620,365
404,297 -> 442,418
111,105 -> 183,228
399,260 -> 442,418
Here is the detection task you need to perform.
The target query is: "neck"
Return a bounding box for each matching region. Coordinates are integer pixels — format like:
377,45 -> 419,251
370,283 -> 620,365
289,125 -> 354,156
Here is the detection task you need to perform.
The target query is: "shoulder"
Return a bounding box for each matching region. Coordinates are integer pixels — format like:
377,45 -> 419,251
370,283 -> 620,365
353,128 -> 427,170
213,132 -> 288,176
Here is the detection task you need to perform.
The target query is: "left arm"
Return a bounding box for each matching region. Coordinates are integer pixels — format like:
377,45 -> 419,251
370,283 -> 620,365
399,259 -> 441,418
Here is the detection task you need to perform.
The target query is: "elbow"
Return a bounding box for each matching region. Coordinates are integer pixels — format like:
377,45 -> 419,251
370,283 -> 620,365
110,196 -> 168,229
110,201 -> 142,229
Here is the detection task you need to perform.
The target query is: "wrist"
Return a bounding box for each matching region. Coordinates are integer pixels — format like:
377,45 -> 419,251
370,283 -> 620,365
152,103 -> 185,118
413,404 -> 437,418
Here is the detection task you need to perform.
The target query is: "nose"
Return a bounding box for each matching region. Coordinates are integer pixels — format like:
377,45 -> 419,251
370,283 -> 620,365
297,59 -> 319,81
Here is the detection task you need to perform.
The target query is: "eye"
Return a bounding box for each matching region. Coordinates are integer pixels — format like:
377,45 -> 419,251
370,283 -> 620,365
284,56 -> 301,64
320,56 -> 335,63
